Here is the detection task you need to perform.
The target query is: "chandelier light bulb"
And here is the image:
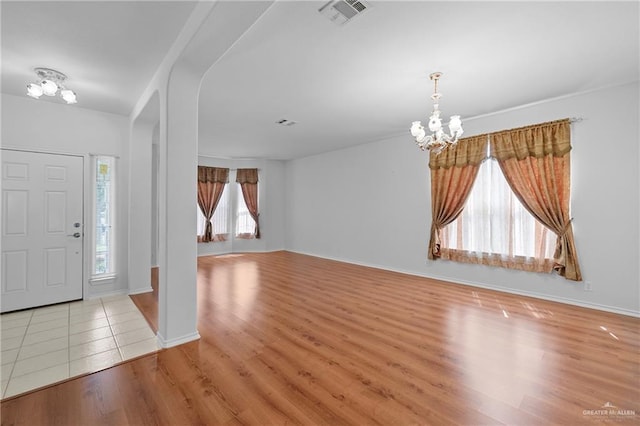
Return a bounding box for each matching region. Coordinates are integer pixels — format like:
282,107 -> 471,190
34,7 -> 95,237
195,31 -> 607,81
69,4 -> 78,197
61,89 -> 77,104
410,121 -> 423,137
26,83 -> 43,99
449,115 -> 463,135
411,122 -> 427,143
41,79 -> 58,96
410,72 -> 463,153
428,111 -> 442,133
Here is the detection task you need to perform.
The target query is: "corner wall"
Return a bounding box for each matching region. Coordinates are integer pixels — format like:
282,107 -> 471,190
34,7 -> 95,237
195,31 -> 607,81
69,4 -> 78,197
284,82 -> 640,316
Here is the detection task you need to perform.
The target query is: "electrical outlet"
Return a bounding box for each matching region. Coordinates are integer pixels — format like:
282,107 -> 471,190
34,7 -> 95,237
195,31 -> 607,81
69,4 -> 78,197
584,280 -> 593,292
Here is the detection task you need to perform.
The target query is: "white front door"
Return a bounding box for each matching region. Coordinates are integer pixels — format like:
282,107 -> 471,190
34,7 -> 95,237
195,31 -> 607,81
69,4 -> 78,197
1,150 -> 84,312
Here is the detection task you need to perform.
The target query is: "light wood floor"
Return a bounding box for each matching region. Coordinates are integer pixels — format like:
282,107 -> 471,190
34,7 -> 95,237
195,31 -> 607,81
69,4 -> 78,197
2,251 -> 639,425
130,266 -> 158,333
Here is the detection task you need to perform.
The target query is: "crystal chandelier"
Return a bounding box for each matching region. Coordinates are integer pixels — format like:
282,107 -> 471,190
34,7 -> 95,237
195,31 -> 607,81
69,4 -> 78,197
26,68 -> 77,104
410,72 -> 462,154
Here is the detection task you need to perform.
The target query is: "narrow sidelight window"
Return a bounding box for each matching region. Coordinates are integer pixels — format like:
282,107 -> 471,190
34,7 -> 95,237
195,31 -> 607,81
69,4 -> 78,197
93,156 -> 116,277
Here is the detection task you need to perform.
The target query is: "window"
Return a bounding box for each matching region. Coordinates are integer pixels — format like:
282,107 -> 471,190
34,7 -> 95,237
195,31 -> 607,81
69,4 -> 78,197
93,156 -> 116,277
235,183 -> 257,238
430,119 -> 580,279
197,185 -> 229,240
440,157 -> 556,271
196,167 -> 259,242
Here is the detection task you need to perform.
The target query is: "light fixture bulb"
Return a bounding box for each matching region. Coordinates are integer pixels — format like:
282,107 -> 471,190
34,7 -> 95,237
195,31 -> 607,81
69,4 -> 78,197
61,89 -> 77,104
449,115 -> 462,134
27,83 -> 43,99
410,121 -> 423,137
428,112 -> 442,133
41,79 -> 58,96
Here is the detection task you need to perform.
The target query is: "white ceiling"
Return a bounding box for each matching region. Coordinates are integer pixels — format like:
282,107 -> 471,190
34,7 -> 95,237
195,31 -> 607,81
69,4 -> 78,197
1,1 -> 196,115
2,1 -> 638,160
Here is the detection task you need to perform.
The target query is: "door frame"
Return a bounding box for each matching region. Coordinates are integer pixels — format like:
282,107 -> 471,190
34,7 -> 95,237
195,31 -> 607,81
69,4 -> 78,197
2,147 -> 92,304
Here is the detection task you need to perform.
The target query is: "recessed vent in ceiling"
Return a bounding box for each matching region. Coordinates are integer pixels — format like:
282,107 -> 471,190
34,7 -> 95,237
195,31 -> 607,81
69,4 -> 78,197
319,0 -> 370,25
276,119 -> 297,127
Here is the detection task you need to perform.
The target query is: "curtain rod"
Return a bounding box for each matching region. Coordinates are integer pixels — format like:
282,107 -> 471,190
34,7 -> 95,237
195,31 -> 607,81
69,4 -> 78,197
463,117 -> 583,142
197,166 -> 260,171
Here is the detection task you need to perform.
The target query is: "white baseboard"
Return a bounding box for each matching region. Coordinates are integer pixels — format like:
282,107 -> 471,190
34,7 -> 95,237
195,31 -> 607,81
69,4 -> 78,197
198,251 -> 231,257
157,331 -> 201,348
289,250 -> 640,318
197,248 -> 286,258
129,286 -> 153,295
86,288 -> 129,300
426,272 -> 640,318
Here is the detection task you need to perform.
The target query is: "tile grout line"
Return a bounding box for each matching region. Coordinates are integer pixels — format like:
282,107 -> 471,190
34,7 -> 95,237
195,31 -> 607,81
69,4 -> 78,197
7,304 -> 82,398
103,297 -> 125,362
69,298 -> 120,376
7,306 -> 74,398
4,309 -> 35,399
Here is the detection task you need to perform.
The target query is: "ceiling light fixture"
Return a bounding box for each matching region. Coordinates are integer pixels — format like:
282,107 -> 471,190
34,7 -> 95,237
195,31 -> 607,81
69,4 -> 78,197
410,72 -> 462,154
26,68 -> 77,104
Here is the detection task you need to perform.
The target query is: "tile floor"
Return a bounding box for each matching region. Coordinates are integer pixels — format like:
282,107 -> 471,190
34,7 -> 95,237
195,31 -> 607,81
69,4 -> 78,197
0,295 -> 159,399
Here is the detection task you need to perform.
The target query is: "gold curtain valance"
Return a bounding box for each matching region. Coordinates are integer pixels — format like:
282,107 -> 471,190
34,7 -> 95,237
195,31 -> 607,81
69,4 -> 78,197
198,166 -> 229,183
236,168 -> 259,184
429,134 -> 489,170
490,118 -> 571,161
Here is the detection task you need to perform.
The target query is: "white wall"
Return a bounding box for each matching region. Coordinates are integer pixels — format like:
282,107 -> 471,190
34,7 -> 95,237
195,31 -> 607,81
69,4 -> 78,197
151,124 -> 159,267
285,82 -> 640,316
196,156 -> 286,257
1,93 -> 130,299
128,119 -> 154,295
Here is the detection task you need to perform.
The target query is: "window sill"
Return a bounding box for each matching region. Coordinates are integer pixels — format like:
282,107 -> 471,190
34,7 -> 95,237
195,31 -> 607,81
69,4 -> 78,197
90,274 -> 117,285
197,233 -> 229,243
439,248 -> 555,273
235,233 -> 256,240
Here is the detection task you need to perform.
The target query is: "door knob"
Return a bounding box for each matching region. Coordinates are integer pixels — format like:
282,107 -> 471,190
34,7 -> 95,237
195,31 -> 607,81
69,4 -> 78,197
68,232 -> 81,238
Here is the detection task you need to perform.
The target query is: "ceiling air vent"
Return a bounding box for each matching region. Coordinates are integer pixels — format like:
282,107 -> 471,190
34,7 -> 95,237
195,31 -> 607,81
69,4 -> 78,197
319,0 -> 370,25
276,119 -> 297,127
